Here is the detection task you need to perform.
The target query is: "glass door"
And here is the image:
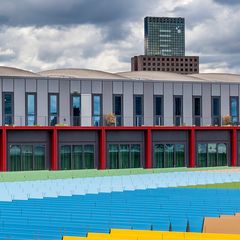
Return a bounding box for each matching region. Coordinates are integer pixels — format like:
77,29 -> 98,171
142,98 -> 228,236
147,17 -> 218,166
84,145 -> 94,169
175,144 -> 185,167
217,143 -> 227,166
197,144 -> 207,167
34,145 -> 45,170
165,144 -> 174,168
9,145 -> 21,171
119,144 -> 130,168
154,144 -> 164,168
109,144 -> 118,169
131,144 -> 141,168
60,145 -> 71,170
73,145 -> 83,169
208,143 -> 217,167
22,145 -> 33,171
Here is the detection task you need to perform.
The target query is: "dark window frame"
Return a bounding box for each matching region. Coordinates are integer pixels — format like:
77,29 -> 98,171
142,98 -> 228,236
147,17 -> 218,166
211,96 -> 221,126
113,94 -> 123,126
173,95 -> 183,126
92,94 -> 102,126
2,92 -> 14,125
133,95 -> 144,126
230,96 -> 239,125
154,95 -> 164,125
70,93 -> 81,126
192,96 -> 202,126
26,92 -> 37,126
48,93 -> 59,126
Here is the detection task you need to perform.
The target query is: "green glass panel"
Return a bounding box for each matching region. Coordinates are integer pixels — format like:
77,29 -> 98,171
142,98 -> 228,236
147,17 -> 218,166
165,144 -> 174,168
109,144 -> 118,169
208,143 -> 217,167
60,145 -> 71,170
34,145 -> 45,170
73,145 -> 83,169
84,145 -> 94,169
154,144 -> 164,168
198,144 -> 207,167
131,144 -> 141,168
175,144 -> 185,167
218,143 -> 227,166
10,145 -> 21,171
119,144 -> 130,169
22,145 -> 33,171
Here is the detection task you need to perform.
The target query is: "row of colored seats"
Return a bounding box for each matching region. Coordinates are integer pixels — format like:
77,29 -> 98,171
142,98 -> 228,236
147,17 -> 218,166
63,229 -> 240,240
1,171 -> 240,201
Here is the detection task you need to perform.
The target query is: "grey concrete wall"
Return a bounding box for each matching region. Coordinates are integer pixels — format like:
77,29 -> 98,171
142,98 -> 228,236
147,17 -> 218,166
48,79 -> 59,93
14,79 -> 25,125
70,80 -> 81,93
26,79 -> 36,92
164,82 -> 173,125
113,81 -> 123,94
37,79 -> 48,125
154,82 -> 163,95
3,78 -> 13,91
202,83 -> 211,125
144,82 -> 153,125
183,83 -> 192,125
221,84 -> 230,118
81,80 -> 91,94
123,82 -> 133,126
192,83 -> 201,96
59,80 -> 70,124
102,81 -> 113,116
92,81 -> 102,94
212,84 -> 220,96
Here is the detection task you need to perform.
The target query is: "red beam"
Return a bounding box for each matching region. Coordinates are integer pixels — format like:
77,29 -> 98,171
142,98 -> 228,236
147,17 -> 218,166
189,129 -> 195,168
0,128 -> 7,171
51,129 -> 58,170
231,128 -> 237,167
99,128 -> 106,170
145,129 -> 152,168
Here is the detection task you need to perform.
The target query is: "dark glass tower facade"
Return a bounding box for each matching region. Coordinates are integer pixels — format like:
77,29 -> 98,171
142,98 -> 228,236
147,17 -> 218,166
144,17 -> 185,56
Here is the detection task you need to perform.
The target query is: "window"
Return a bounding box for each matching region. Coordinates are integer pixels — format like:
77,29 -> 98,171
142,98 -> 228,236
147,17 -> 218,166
26,93 -> 36,126
154,95 -> 163,125
3,92 -> 14,125
134,95 -> 143,126
60,144 -> 95,170
108,144 -> 141,169
92,95 -> 102,126
230,96 -> 238,124
212,97 -> 221,125
197,143 -> 227,167
71,94 -> 81,126
113,95 -> 123,126
9,144 -> 46,171
174,96 -> 183,126
193,97 -> 201,126
49,94 -> 58,126
154,143 -> 185,168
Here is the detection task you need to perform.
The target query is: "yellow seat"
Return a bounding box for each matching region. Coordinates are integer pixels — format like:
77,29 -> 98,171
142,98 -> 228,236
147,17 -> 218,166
63,237 -> 87,240
87,233 -> 111,239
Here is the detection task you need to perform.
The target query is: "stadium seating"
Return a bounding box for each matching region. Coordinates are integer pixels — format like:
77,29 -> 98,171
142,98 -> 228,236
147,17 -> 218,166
62,229 -> 240,240
0,187 -> 240,239
1,171 -> 240,201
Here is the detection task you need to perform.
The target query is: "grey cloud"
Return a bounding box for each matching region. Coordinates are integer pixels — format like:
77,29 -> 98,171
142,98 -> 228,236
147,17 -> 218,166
214,0 -> 240,5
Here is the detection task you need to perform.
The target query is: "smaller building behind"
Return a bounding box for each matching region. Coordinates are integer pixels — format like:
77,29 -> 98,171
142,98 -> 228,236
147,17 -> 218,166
131,55 -> 199,74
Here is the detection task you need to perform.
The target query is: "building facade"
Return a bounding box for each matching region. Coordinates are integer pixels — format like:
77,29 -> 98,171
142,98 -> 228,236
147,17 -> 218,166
144,17 -> 185,56
131,55 -> 199,74
0,67 -> 240,172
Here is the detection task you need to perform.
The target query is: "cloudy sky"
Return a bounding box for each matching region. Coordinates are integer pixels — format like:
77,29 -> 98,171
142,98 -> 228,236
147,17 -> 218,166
0,0 -> 239,73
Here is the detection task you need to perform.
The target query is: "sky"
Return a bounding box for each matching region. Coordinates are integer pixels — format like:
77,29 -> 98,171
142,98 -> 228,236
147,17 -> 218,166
0,0 -> 239,74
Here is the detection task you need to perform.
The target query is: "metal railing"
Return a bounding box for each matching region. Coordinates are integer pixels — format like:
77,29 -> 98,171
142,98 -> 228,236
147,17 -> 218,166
1,115 -> 240,127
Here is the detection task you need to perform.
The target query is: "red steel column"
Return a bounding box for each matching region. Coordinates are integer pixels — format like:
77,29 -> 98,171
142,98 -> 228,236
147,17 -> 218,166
0,127 -> 7,171
51,128 -> 58,170
189,128 -> 195,168
99,128 -> 106,170
231,128 -> 237,167
145,128 -> 152,168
